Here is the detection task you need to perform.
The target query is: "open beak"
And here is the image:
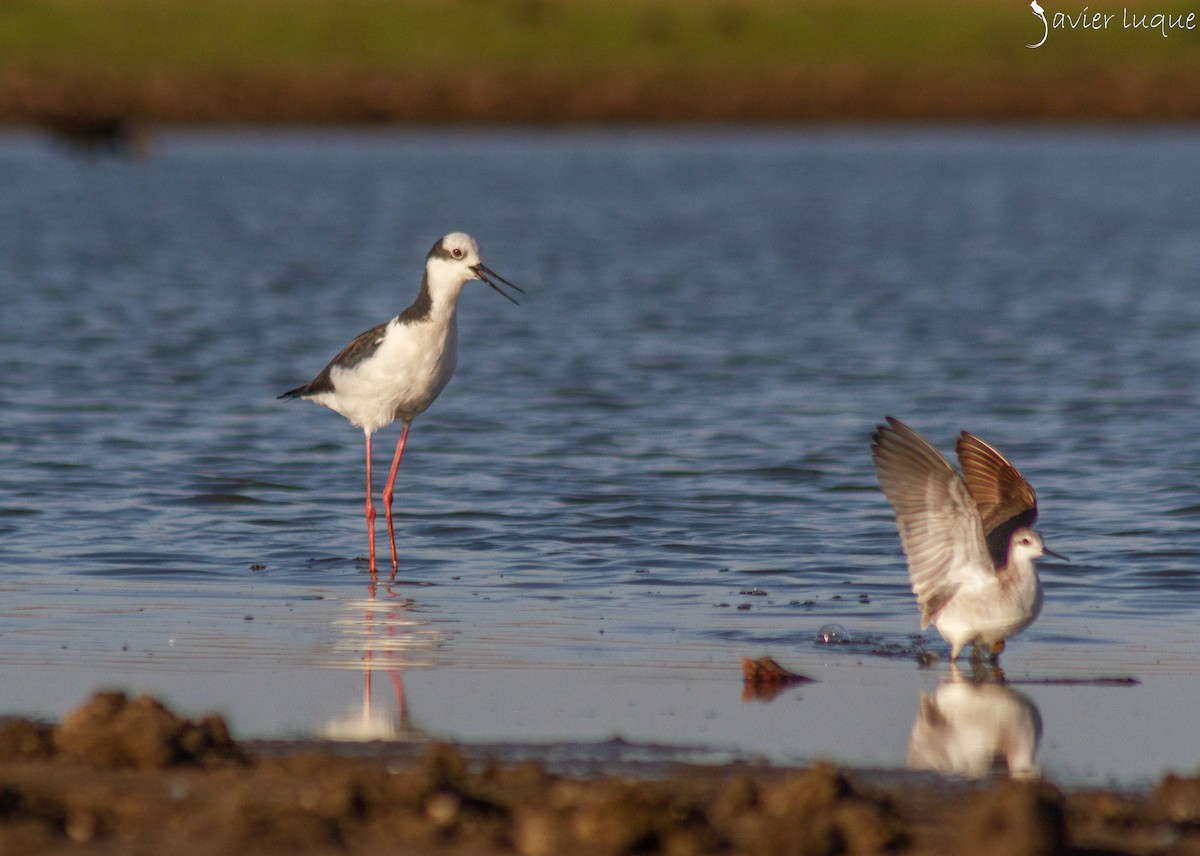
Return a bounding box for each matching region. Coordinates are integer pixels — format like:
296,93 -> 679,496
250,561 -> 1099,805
472,263 -> 526,305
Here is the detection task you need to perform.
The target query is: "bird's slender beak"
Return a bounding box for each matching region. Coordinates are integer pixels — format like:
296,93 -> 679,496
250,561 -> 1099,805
472,264 -> 526,305
1044,546 -> 1069,562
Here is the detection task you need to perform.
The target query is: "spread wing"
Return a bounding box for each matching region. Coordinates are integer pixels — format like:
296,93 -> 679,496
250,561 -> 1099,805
871,417 -> 994,627
955,431 -> 1037,569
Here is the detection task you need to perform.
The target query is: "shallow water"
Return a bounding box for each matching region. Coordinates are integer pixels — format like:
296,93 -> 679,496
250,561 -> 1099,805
2,127 -> 1200,786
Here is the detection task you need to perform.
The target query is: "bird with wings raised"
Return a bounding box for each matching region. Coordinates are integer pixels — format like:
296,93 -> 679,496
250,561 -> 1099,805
871,417 -> 1066,662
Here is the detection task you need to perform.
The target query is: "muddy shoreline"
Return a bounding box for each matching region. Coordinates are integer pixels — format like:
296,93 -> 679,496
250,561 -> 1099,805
8,67 -> 1200,130
0,692 -> 1196,855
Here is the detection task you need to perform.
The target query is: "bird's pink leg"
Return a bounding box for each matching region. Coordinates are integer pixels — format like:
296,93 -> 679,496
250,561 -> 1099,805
364,431 -> 377,577
382,423 -> 411,577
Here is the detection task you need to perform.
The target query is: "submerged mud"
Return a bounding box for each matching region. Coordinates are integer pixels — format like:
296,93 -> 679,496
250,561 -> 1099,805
0,692 -> 1195,855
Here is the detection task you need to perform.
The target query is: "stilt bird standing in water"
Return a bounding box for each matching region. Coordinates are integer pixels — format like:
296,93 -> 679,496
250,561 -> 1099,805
280,233 -> 523,576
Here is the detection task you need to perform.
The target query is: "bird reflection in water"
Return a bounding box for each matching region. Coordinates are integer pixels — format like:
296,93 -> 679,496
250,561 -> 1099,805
907,666 -> 1042,779
323,580 -> 436,741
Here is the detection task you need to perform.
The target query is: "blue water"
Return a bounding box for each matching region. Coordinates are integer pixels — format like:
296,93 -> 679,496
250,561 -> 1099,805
2,127 -> 1200,785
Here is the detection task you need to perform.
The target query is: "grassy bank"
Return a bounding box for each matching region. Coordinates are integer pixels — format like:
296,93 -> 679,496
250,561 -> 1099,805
2,0 -> 1200,124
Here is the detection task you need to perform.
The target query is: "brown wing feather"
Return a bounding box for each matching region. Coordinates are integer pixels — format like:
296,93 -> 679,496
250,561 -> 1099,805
955,431 -> 1037,568
872,418 -> 993,626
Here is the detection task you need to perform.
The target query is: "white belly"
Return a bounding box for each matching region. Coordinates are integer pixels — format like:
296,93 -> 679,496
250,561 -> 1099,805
313,318 -> 458,434
934,575 -> 1043,656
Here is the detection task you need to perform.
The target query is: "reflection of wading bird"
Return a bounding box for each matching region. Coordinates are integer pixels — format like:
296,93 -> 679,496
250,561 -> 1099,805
871,417 -> 1066,662
280,233 -> 523,576
324,584 -> 428,741
908,670 -> 1042,778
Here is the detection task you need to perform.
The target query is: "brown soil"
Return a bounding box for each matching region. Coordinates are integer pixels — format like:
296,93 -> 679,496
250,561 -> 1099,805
7,65 -> 1200,129
0,692 -> 1197,855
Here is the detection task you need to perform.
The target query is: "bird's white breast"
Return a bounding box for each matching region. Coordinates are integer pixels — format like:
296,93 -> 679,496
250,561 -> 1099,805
935,571 -> 1042,650
321,316 -> 458,434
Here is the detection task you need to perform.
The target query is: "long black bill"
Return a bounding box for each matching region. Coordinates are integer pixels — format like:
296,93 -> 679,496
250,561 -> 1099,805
473,264 -> 526,305
1044,546 -> 1070,562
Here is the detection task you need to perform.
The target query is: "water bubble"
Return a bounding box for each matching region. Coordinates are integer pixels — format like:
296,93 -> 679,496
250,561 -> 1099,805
818,623 -> 847,644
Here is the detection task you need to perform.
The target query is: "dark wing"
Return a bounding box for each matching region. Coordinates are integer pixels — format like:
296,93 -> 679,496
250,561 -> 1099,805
871,417 -> 993,627
278,321 -> 389,399
955,431 -> 1038,568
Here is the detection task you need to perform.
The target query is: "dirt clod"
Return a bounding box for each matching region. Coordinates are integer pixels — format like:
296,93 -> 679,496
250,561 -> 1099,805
54,691 -> 244,769
961,779 -> 1066,856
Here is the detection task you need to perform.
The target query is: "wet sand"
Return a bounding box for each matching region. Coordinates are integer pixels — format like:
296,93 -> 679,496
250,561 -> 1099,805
1,692 -> 1196,855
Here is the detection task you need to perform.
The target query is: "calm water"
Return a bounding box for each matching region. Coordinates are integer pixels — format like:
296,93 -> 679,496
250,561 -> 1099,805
2,128 -> 1199,786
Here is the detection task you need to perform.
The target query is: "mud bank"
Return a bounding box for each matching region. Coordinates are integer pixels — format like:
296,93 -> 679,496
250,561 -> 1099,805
0,692 -> 1196,855
9,66 -> 1200,130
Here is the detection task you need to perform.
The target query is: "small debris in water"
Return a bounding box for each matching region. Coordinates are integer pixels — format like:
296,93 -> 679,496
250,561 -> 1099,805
1010,676 -> 1140,687
738,588 -> 768,596
736,603 -> 752,611
741,656 -> 814,684
741,656 -> 816,701
249,563 -> 266,571
815,626 -> 937,662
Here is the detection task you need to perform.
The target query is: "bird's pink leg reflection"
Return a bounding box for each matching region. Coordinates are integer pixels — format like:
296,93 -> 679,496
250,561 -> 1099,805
359,579 -> 412,737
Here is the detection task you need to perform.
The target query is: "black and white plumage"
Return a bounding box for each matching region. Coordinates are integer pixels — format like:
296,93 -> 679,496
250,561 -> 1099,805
871,417 -> 1065,661
280,232 -> 523,576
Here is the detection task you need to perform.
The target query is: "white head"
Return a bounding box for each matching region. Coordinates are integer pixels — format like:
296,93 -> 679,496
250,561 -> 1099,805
424,232 -> 523,304
1007,527 -> 1067,568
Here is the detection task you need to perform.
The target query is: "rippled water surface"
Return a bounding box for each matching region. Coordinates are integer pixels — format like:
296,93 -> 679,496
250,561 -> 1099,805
2,128 -> 1200,786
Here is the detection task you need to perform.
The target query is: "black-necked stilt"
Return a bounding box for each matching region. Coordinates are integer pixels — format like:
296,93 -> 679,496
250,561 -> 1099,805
870,417 -> 1066,662
280,232 -> 523,577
